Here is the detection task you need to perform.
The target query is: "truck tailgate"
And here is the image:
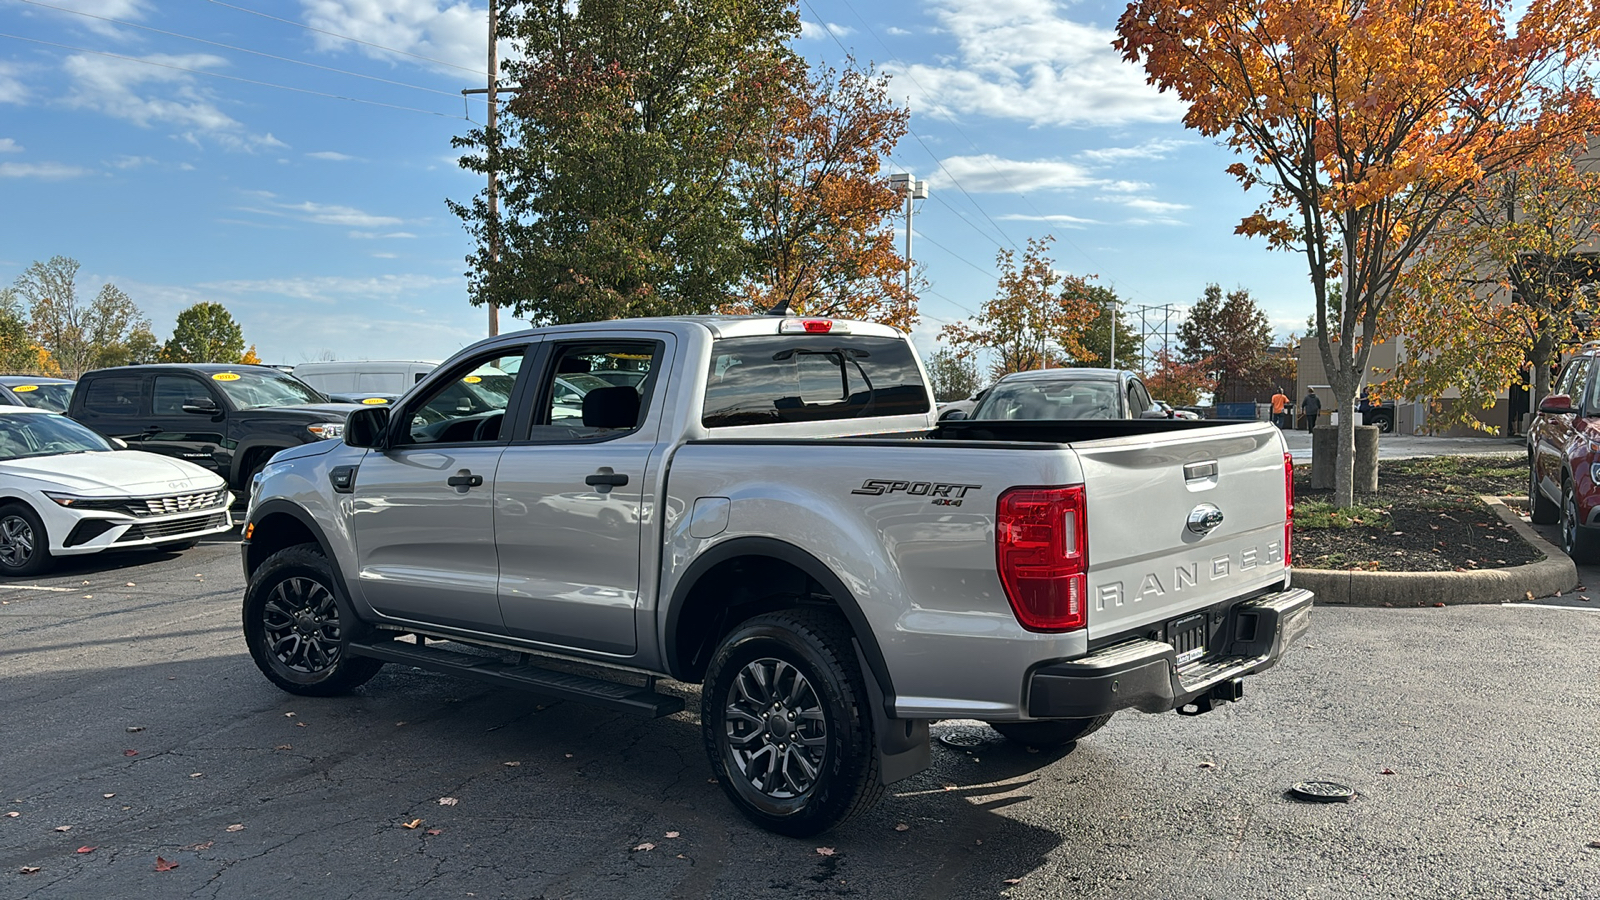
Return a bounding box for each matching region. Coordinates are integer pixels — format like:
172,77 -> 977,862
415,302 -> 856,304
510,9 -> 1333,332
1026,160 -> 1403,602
1073,422 -> 1288,642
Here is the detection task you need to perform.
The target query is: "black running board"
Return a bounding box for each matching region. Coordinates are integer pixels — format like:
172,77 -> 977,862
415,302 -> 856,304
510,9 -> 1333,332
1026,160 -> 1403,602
349,638 -> 684,718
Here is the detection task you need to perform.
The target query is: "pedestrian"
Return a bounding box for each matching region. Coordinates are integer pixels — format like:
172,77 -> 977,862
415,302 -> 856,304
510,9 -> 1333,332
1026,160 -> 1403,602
1301,389 -> 1321,432
1270,388 -> 1289,428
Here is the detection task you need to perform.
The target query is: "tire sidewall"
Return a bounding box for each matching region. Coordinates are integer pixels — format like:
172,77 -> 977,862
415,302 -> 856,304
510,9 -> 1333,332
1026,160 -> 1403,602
0,502 -> 51,577
703,618 -> 869,835
243,545 -> 371,695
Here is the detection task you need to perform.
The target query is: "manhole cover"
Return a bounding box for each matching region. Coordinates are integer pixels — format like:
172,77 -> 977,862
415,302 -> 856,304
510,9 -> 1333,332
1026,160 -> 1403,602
936,725 -> 999,751
1287,780 -> 1355,803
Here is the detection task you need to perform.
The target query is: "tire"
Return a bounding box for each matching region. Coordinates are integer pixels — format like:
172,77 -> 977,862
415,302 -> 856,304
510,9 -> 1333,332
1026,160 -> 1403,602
1372,414 -> 1394,434
701,609 -> 883,837
1530,464 -> 1559,525
988,715 -> 1112,750
0,502 -> 52,577
243,543 -> 382,696
1561,479 -> 1600,564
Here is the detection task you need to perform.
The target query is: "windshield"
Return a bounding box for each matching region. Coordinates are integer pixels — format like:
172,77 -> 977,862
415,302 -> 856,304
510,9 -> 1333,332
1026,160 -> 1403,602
0,412 -> 111,460
9,383 -> 74,413
973,377 -> 1119,420
208,371 -> 328,410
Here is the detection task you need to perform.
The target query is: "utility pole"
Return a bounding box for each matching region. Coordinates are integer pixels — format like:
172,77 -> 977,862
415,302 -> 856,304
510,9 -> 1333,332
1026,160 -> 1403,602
462,0 -> 502,336
889,173 -> 927,323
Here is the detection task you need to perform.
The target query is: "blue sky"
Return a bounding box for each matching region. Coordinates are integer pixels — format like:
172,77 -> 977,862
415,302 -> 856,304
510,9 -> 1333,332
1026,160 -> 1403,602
0,0 -> 1314,367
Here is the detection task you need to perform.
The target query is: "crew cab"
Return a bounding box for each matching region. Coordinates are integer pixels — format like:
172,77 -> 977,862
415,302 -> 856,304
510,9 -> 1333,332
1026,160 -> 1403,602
240,316 -> 1312,836
68,364 -> 358,492
1527,341 -> 1600,561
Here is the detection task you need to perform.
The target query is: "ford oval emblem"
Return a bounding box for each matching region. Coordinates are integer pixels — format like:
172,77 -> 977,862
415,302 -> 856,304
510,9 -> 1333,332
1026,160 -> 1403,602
1187,503 -> 1225,535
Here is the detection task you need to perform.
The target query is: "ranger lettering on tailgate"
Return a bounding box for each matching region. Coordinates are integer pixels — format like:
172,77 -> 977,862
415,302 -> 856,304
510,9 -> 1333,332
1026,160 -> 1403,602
1096,539 -> 1286,610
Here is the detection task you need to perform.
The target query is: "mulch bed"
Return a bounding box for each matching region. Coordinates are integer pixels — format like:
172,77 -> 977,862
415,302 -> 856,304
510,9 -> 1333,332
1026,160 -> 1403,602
1292,454 -> 1545,572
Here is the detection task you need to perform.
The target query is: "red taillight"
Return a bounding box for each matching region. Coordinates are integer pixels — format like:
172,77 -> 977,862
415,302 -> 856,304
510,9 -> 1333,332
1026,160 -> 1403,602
997,486 -> 1088,632
802,319 -> 832,333
1284,452 -> 1294,568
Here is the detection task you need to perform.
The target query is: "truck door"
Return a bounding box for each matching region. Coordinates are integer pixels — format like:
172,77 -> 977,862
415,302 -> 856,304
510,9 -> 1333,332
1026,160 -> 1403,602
73,373 -> 150,446
143,373 -> 231,475
493,334 -> 671,656
349,345 -> 535,633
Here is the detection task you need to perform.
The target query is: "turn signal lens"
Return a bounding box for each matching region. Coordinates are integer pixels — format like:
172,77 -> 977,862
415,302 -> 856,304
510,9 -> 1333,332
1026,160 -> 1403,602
997,485 -> 1088,632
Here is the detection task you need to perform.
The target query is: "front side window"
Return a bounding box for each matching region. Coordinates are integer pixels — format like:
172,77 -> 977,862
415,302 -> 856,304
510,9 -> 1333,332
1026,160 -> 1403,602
152,376 -> 212,416
702,335 -> 929,428
402,351 -> 527,445
528,341 -> 660,441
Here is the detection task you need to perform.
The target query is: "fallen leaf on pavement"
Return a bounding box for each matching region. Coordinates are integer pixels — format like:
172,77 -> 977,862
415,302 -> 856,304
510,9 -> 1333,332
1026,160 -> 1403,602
284,712 -> 295,718
154,857 -> 178,872
190,773 -> 203,778
894,823 -> 910,832
1004,878 -> 1023,885
1587,840 -> 1600,849
815,847 -> 835,857
53,825 -> 71,832
400,819 -> 422,830
564,753 -> 573,758
426,829 -> 442,836
273,745 -> 291,751
295,723 -> 307,728
75,847 -> 95,854
226,824 -> 245,832
1380,768 -> 1396,775
1433,602 -> 1447,607
126,726 -> 144,733
182,841 -> 213,851
664,831 -> 679,839
676,853 -> 687,859
102,794 -> 114,799
1198,760 -> 1216,769
438,797 -> 458,806
1526,592 -> 1535,601
503,761 -> 520,767
632,842 -> 655,852
19,866 -> 39,875
122,750 -> 138,757
5,812 -> 18,818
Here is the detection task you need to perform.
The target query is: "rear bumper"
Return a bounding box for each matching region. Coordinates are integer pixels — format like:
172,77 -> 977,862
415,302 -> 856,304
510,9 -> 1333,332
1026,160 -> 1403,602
1025,587 -> 1313,719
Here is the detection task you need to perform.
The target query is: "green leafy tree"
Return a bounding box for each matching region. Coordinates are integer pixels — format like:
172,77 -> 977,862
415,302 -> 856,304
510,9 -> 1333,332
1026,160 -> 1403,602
451,0 -> 799,325
1077,292 -> 1140,369
940,237 -> 1102,379
926,346 -> 982,402
161,302 -> 245,363
0,289 -> 42,374
1179,284 -> 1274,403
15,256 -> 150,377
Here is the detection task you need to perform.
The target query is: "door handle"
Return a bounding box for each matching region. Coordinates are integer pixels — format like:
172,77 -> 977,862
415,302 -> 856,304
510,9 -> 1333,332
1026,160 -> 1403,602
446,470 -> 484,488
585,471 -> 629,492
142,426 -> 162,435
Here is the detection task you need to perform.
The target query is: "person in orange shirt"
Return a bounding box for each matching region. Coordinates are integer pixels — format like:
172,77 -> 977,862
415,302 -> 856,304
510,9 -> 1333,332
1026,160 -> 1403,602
1270,389 -> 1289,428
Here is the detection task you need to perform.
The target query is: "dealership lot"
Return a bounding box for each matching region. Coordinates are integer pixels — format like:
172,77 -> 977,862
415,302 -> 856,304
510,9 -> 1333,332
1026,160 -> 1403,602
3,532 -> 1599,899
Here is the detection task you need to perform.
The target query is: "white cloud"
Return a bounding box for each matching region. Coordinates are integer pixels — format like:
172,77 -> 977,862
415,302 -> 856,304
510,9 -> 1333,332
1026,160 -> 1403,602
307,150 -> 357,161
108,155 -> 157,168
26,0 -> 150,36
300,0 -> 488,74
931,154 -> 1101,192
371,252 -> 399,258
998,212 -> 1100,228
1077,139 -> 1192,164
0,161 -> 92,179
800,20 -> 854,40
62,53 -> 284,151
1111,197 -> 1189,215
888,0 -> 1182,127
241,199 -> 406,228
885,26 -> 912,36
0,138 -> 21,153
196,273 -> 457,304
349,230 -> 417,239
0,62 -> 27,104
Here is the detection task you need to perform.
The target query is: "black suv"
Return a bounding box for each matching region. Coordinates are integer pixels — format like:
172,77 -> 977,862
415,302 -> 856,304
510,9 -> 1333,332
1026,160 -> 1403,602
67,364 -> 357,490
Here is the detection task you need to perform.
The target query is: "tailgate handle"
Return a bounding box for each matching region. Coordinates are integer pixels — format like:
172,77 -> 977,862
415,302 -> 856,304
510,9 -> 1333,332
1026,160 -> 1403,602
1184,461 -> 1218,482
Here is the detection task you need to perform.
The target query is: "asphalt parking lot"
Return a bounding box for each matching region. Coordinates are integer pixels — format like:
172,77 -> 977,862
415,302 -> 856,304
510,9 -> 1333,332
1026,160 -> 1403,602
3,529 -> 1599,899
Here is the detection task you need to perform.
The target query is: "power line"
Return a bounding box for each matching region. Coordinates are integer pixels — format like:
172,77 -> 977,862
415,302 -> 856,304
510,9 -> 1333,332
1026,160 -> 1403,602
12,0 -> 486,104
0,32 -> 470,119
913,228 -> 998,280
202,0 -> 488,76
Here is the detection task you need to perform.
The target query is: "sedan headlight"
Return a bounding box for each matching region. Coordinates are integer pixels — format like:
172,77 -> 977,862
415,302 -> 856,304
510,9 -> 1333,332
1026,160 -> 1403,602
307,422 -> 345,440
41,492 -> 126,511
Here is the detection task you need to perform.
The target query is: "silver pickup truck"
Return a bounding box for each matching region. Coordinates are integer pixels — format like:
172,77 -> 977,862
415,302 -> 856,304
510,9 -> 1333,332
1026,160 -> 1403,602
240,315 -> 1311,836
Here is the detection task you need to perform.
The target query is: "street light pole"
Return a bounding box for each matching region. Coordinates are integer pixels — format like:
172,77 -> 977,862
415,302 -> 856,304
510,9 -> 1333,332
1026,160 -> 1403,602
485,0 -> 500,337
889,173 -> 927,323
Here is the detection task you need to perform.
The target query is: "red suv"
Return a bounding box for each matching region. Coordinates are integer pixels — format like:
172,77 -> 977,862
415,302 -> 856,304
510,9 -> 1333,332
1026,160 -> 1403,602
1528,344 -> 1600,561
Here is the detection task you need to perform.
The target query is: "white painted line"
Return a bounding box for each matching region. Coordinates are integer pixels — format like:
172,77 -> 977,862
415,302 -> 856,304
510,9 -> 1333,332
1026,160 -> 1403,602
0,584 -> 71,592
1500,602 -> 1600,613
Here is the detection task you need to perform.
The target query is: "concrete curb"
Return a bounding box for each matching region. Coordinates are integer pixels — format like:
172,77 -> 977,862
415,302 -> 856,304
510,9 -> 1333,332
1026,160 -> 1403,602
1292,495 -> 1577,607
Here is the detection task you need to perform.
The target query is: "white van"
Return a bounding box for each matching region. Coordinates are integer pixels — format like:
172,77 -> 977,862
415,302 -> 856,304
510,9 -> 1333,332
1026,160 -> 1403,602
292,360 -> 440,397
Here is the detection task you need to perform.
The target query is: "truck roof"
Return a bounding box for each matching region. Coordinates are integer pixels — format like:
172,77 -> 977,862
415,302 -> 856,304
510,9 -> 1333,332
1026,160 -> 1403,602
498,315 -> 907,341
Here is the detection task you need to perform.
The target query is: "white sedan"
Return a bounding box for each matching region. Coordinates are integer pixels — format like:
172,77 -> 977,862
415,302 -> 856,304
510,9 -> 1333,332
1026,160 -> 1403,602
0,407 -> 233,576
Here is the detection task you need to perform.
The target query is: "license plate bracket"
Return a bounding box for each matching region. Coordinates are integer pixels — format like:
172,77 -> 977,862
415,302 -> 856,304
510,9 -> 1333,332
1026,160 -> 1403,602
1168,612 -> 1207,666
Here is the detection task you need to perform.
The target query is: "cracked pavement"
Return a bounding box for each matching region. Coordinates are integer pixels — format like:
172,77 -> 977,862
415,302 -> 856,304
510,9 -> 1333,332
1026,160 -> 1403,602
3,529 -> 1599,898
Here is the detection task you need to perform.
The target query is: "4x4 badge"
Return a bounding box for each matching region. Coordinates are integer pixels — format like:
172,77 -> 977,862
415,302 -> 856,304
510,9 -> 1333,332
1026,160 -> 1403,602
1187,504 -> 1224,535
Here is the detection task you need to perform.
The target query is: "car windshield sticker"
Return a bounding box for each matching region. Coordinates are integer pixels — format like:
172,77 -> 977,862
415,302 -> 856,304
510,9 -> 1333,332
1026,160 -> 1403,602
362,397 -> 388,404
463,375 -> 482,383
212,372 -> 241,382
11,385 -> 37,392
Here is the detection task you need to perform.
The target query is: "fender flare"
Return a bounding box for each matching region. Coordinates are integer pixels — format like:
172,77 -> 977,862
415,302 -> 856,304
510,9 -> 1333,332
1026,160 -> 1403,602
662,536 -> 896,710
244,498 -> 348,589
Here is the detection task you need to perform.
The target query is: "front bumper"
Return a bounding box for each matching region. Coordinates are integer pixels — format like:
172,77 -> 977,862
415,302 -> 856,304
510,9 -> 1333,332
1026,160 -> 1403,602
54,509 -> 234,555
1025,588 -> 1314,718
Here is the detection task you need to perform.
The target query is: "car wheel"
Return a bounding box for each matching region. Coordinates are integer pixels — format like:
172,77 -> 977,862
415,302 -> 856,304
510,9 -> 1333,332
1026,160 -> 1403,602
0,503 -> 52,577
988,715 -> 1112,749
1561,478 -> 1599,564
1529,463 -> 1559,525
243,543 -> 383,696
701,609 -> 883,837
1373,414 -> 1393,434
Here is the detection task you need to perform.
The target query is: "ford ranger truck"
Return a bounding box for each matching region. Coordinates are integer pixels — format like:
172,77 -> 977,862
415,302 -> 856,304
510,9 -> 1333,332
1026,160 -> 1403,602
240,315 -> 1312,837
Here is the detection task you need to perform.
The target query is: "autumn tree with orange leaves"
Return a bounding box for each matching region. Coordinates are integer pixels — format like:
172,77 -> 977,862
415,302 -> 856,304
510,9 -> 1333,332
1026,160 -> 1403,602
1387,152 -> 1600,432
729,63 -> 917,329
1116,0 -> 1600,507
940,237 -> 1101,379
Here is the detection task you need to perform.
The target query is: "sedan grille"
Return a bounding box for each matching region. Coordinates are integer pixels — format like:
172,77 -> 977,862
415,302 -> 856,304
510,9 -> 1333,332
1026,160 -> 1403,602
139,490 -> 228,517
116,513 -> 230,543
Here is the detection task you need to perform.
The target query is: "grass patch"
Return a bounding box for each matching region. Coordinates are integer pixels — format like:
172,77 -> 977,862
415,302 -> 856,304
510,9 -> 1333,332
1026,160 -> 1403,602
1295,499 -> 1391,530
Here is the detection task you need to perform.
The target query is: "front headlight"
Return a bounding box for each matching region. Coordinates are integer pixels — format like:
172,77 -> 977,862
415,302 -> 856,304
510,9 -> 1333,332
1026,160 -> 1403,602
307,422 -> 345,440
41,492 -> 126,511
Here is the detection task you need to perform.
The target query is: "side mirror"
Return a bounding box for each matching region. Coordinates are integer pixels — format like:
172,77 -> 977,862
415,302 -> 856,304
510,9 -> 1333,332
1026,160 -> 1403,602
345,406 -> 391,449
1538,394 -> 1575,415
181,396 -> 219,415
943,409 -> 968,421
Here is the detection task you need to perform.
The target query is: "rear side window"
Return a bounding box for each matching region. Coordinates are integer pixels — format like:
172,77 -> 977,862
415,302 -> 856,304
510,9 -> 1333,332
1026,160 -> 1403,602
702,335 -> 930,428
81,376 -> 144,415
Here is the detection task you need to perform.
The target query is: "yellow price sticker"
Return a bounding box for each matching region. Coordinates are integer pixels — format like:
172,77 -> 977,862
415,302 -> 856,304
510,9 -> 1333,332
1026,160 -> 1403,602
361,397 -> 389,405
463,375 -> 482,384
212,372 -> 242,382
11,385 -> 37,392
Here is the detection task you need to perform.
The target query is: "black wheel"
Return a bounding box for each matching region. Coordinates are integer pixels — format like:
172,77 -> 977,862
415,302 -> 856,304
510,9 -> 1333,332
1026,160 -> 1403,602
702,609 -> 883,837
1372,414 -> 1393,434
988,715 -> 1112,749
1561,478 -> 1599,564
1530,464 -> 1558,525
0,503 -> 52,577
243,543 -> 382,696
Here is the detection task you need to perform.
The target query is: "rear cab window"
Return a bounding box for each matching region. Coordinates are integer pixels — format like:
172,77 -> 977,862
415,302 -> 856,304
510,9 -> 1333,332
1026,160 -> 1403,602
81,376 -> 146,416
702,335 -> 930,428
